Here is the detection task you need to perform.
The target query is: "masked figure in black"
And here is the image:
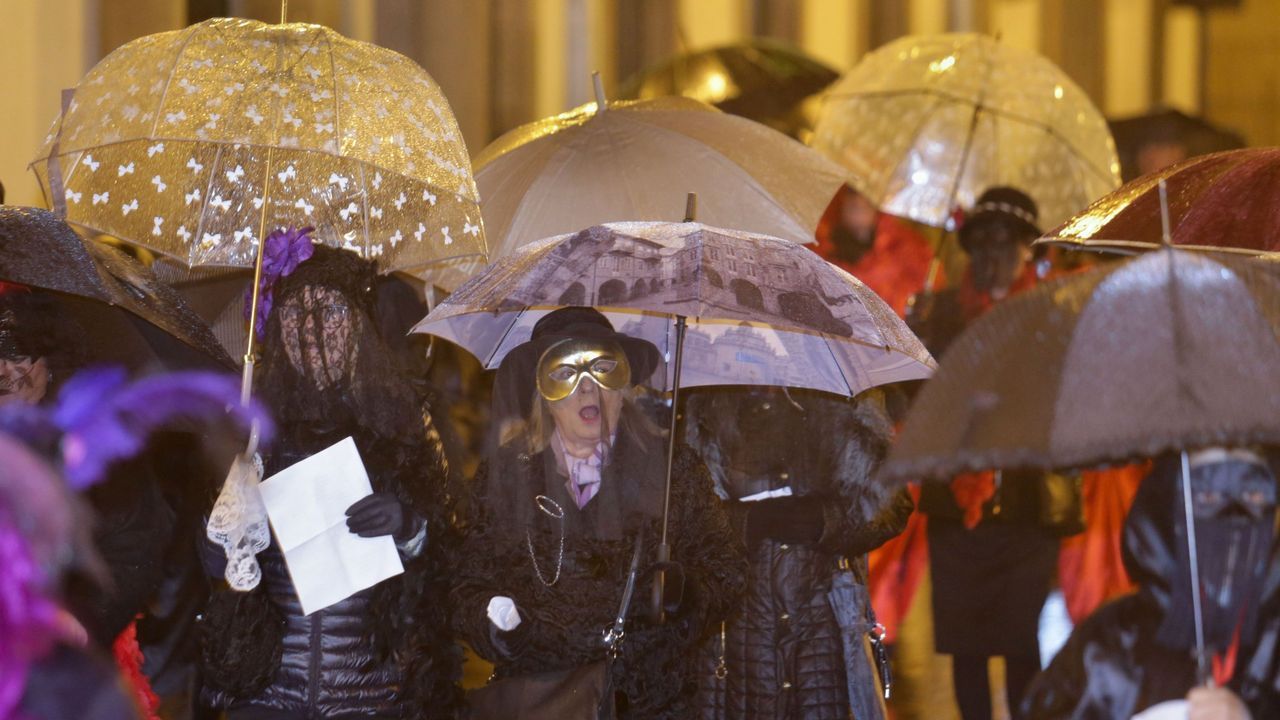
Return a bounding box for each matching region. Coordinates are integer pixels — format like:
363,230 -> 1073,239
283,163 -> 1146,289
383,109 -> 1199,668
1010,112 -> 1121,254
200,244 -> 460,719
1023,449 -> 1280,720
451,307 -> 746,719
685,386 -> 910,720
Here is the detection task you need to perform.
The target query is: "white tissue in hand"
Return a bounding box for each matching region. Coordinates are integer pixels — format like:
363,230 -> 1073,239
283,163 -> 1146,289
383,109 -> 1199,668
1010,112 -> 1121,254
487,596 -> 522,631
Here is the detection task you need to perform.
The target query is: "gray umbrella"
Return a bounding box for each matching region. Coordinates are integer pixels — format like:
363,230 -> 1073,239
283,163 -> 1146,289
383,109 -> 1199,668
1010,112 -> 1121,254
881,245 -> 1280,681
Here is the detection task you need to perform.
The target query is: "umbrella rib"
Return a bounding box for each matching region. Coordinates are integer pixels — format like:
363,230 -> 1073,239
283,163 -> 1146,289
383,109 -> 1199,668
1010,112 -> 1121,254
833,86 -> 1117,185
190,144 -> 225,260
880,93 -> 951,208
821,333 -> 857,398
326,29 -> 342,161
485,309 -> 527,369
149,23 -> 203,139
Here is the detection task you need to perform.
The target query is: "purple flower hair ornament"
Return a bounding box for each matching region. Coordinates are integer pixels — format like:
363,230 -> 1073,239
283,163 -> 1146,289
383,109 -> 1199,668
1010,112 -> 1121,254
245,225 -> 316,339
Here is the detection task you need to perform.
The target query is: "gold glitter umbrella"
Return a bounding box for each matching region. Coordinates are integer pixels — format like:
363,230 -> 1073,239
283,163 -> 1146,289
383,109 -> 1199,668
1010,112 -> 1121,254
29,16 -> 485,278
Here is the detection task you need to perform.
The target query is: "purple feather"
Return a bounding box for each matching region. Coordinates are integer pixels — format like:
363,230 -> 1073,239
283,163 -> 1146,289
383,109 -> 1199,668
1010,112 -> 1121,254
51,367 -> 273,490
0,435 -> 75,720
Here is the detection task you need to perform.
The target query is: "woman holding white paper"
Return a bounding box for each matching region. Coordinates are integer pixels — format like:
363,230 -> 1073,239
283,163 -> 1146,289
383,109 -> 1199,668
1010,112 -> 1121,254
451,307 -> 746,719
200,240 -> 461,719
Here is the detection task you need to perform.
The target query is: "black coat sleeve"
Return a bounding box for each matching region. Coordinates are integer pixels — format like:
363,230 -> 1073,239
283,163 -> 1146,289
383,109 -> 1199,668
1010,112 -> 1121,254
815,389 -> 909,558
1021,599 -> 1143,720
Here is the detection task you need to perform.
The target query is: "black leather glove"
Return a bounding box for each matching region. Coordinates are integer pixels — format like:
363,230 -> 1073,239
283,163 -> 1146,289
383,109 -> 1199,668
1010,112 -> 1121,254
345,492 -> 421,543
745,496 -> 825,550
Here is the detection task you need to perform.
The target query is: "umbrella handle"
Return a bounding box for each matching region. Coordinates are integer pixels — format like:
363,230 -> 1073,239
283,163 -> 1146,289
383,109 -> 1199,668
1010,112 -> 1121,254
650,541 -> 670,624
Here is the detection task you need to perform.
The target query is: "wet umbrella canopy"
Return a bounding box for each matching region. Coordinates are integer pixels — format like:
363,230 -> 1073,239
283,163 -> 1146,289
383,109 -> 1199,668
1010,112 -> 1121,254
413,221 -> 934,398
881,247 -> 1280,482
811,33 -> 1120,230
616,39 -> 839,139
471,94 -> 848,267
0,206 -> 233,369
29,16 -> 485,275
1039,148 -> 1280,255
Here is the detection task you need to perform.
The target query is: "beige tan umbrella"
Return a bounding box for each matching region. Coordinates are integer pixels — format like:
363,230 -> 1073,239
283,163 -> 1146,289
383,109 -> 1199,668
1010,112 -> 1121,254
469,79 -> 850,284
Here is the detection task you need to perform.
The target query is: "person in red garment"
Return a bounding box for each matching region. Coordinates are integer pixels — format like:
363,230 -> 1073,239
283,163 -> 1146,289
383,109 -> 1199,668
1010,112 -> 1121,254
913,188 -> 1081,720
813,186 -> 938,318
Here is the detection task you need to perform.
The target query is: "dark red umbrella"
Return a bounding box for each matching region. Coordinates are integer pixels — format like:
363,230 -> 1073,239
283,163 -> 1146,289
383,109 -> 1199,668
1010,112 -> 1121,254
1038,148 -> 1280,255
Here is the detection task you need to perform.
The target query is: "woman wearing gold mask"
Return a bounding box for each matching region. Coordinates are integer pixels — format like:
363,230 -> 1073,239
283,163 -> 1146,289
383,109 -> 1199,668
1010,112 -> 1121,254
451,307 -> 746,719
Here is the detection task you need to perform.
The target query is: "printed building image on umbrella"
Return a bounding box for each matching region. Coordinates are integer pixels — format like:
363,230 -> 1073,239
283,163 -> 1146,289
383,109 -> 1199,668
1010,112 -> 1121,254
416,221 -> 933,398
812,33 -> 1120,230
29,17 -> 484,275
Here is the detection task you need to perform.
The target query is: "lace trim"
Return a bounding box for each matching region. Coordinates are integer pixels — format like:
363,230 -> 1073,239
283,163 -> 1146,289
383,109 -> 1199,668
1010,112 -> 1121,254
205,453 -> 270,591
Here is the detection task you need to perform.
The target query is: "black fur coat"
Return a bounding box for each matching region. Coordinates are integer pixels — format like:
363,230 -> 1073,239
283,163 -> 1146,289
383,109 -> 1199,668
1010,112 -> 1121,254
451,436 -> 747,719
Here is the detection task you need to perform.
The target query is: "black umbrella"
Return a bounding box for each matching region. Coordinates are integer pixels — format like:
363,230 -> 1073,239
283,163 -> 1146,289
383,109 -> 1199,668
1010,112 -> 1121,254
1109,107 -> 1245,182
0,206 -> 233,370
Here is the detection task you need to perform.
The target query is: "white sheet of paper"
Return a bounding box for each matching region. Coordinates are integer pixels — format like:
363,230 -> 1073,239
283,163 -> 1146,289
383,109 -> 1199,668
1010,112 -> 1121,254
258,437 -> 403,615
738,486 -> 794,502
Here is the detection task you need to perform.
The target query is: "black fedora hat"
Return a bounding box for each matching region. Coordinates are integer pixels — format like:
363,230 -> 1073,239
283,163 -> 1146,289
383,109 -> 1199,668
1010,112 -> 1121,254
495,307 -> 662,412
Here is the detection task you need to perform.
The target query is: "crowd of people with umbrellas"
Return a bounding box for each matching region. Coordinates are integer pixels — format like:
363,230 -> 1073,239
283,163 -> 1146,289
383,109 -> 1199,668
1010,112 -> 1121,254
4,14 -> 1279,720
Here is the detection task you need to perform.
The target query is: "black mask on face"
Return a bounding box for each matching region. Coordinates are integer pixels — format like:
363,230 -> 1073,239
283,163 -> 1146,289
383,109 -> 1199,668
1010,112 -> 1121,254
829,221 -> 876,265
1157,454 -> 1277,651
962,217 -> 1032,295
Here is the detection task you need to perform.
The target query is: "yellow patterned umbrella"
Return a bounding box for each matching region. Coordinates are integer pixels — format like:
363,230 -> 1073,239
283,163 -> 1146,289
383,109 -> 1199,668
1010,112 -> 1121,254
29,17 -> 484,277
811,33 -> 1120,230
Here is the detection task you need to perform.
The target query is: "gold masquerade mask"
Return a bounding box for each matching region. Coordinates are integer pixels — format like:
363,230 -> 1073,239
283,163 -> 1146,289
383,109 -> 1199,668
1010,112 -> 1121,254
536,338 -> 631,401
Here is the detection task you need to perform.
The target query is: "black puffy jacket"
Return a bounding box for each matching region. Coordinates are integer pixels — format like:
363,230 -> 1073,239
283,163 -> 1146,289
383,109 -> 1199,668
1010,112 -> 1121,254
201,422 -> 461,718
204,540 -> 407,716
684,388 -> 909,720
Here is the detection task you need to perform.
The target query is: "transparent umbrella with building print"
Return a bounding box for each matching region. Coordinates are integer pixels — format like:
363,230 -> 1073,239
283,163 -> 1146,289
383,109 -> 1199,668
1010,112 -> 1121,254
413,214 -> 935,619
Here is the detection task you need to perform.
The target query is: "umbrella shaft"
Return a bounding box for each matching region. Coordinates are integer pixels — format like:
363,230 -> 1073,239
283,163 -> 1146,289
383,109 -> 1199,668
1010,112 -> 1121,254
653,315 -> 687,626
661,315 -> 688,548
1180,450 -> 1210,685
